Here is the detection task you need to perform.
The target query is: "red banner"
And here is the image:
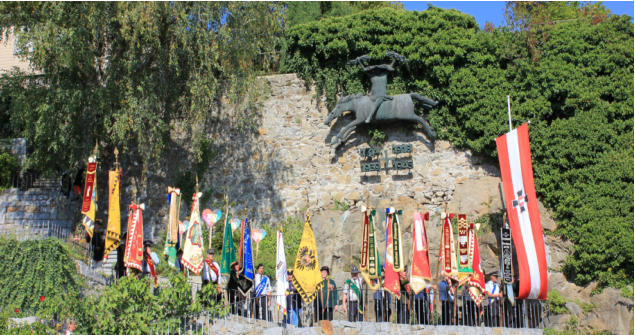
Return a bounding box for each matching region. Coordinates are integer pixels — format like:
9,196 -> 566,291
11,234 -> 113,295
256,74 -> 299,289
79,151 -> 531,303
124,203 -> 144,272
81,162 -> 97,213
468,224 -> 486,304
496,123 -> 547,300
410,212 -> 431,294
384,212 -> 400,298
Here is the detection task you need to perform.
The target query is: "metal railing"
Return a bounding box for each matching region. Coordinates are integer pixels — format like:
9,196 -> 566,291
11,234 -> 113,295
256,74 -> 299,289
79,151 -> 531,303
169,286 -> 548,331
9,171 -> 61,190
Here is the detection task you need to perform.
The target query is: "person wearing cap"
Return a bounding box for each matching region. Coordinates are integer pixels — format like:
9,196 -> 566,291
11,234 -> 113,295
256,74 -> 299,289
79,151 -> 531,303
485,272 -> 503,327
317,266 -> 337,321
142,240 -> 160,287
201,249 -> 221,301
284,270 -> 302,327
342,265 -> 365,322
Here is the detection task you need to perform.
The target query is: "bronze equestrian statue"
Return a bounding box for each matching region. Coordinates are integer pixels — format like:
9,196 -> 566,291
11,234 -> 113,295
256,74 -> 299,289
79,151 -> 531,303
325,51 -> 438,148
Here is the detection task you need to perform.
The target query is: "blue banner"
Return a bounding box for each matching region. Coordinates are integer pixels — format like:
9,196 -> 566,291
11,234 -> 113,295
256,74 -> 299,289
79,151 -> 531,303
242,218 -> 254,282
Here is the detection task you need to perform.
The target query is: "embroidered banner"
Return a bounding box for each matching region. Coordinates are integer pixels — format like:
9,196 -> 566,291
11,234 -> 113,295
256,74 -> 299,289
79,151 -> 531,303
384,208 -> 400,298
220,213 -> 236,278
410,212 -> 432,295
163,187 -> 181,267
182,192 -> 205,274
392,209 -> 404,272
497,123 -> 548,300
457,214 -> 472,278
360,209 -> 381,290
81,160 -> 98,238
124,203 -> 144,272
291,215 -> 322,304
81,161 -> 97,213
103,169 -> 121,259
468,223 -> 486,305
439,212 -> 458,280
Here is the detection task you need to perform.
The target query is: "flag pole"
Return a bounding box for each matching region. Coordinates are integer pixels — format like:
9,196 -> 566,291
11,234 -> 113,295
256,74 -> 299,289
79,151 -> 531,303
507,95 -> 513,132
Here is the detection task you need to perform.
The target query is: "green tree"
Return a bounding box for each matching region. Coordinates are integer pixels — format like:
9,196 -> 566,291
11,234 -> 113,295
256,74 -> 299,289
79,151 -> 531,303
0,2 -> 284,175
285,1 -> 403,28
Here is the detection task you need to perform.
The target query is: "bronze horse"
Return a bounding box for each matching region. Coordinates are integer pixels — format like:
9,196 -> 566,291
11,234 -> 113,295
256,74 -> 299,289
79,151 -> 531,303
324,92 -> 438,147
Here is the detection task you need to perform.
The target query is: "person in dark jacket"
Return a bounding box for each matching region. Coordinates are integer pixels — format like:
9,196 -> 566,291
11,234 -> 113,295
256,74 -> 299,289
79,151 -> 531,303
284,270 -> 302,327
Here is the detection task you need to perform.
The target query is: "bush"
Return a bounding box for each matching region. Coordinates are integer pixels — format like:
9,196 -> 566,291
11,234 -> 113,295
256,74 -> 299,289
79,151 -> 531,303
0,238 -> 84,320
547,290 -> 568,315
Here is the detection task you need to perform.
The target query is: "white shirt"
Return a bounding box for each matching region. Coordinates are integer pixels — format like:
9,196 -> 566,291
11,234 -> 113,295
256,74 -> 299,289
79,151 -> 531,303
344,276 -> 364,302
202,260 -> 220,283
485,280 -> 500,302
142,252 -> 160,273
255,273 -> 272,294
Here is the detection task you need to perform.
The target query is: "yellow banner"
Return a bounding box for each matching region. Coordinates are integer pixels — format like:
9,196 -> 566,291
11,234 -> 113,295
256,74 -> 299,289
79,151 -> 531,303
291,215 -> 322,304
104,169 -> 121,259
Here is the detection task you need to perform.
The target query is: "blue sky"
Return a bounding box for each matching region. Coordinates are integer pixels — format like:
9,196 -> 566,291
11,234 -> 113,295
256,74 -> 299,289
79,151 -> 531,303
401,1 -> 634,28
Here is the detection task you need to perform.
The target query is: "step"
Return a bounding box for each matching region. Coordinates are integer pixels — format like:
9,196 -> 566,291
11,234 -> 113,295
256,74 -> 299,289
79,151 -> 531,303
2,219 -> 72,227
3,212 -> 59,220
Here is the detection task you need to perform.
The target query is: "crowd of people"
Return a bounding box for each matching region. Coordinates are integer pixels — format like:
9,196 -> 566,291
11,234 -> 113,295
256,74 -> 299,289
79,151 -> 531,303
112,241 -> 543,328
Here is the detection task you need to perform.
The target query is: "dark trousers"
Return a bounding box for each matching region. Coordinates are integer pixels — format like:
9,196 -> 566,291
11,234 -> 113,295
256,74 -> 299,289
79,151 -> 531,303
414,298 -> 431,324
463,300 -> 478,326
396,300 -> 410,324
347,301 -> 362,322
318,306 -> 333,321
253,295 -> 271,321
441,300 -> 454,325
486,300 -> 500,327
374,299 -> 391,322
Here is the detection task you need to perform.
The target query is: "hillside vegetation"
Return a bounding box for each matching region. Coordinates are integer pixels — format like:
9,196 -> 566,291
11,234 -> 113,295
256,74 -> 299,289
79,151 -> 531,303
282,7 -> 633,289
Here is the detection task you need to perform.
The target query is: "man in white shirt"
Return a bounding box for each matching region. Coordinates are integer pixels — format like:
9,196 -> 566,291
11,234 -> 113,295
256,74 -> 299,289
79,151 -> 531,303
142,241 -> 160,287
201,249 -> 221,301
253,263 -> 272,321
485,272 -> 504,327
342,266 -> 365,322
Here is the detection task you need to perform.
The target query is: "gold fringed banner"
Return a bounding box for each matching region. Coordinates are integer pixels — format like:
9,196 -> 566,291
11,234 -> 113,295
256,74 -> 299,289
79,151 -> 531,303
164,187 -> 180,267
103,169 -> 121,259
291,215 -> 322,304
182,192 -> 205,274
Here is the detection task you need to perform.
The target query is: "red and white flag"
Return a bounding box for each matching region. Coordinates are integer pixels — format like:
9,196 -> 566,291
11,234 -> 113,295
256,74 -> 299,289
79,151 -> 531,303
496,123 -> 548,300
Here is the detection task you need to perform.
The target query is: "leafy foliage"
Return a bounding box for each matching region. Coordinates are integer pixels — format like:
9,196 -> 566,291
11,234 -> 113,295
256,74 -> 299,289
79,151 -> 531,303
285,1 -> 404,27
0,2 -> 284,175
282,7 -> 633,288
0,238 -> 83,320
547,290 -> 568,315
0,148 -> 19,189
252,216 -> 304,280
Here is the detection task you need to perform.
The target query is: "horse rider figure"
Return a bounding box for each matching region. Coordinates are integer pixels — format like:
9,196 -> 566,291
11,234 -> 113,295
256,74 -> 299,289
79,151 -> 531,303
349,51 -> 408,124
